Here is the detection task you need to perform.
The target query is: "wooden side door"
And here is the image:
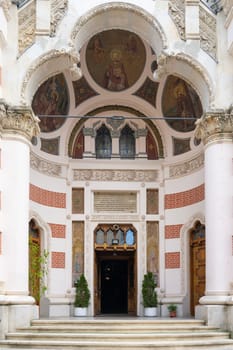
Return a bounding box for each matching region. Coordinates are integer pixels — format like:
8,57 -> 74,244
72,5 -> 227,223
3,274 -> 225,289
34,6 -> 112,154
190,223 -> 206,315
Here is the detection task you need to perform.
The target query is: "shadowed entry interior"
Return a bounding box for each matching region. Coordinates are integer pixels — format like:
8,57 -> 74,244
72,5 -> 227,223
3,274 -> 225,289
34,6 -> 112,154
94,223 -> 137,315
101,260 -> 128,314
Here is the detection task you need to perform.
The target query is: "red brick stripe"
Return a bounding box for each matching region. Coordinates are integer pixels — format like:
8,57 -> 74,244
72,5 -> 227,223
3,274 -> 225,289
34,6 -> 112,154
49,223 -> 66,238
165,224 -> 183,239
165,252 -> 180,269
165,184 -> 204,209
51,252 -> 65,268
30,184 -> 66,208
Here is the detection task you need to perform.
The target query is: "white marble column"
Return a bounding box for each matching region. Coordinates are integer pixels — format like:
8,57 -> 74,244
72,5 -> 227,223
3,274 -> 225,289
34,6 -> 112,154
0,102 -> 40,333
195,110 -> 233,327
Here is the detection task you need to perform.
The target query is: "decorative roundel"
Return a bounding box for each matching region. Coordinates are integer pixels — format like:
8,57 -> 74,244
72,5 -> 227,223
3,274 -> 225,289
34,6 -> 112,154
86,29 -> 146,92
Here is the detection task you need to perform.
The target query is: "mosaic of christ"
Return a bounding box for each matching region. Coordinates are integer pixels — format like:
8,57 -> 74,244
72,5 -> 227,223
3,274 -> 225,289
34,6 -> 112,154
86,29 -> 146,91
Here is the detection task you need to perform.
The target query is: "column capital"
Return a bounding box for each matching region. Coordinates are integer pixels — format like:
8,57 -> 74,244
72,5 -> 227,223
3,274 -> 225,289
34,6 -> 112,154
0,100 -> 40,142
194,110 -> 233,145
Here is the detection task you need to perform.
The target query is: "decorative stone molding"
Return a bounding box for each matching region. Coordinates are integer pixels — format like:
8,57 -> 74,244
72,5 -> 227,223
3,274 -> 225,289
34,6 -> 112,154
168,0 -> 185,40
73,169 -> 159,182
18,0 -> 36,56
0,0 -> 11,20
30,152 -> 62,177
20,46 -> 81,104
70,2 -> 167,49
0,100 -> 40,141
169,153 -> 204,178
195,110 -> 233,145
199,5 -> 217,60
50,0 -> 68,37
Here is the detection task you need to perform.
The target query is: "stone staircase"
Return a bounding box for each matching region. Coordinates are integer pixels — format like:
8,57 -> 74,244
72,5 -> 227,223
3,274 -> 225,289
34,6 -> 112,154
1,318 -> 233,350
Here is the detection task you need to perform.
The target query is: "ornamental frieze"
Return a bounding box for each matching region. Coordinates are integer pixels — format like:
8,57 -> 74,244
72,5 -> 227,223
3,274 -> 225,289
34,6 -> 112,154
169,153 -> 204,178
0,101 -> 40,141
199,5 -> 217,60
0,0 -> 11,20
73,169 -> 159,182
195,110 -> 233,145
18,0 -> 36,56
30,152 -> 62,177
168,0 -> 185,40
50,0 -> 68,37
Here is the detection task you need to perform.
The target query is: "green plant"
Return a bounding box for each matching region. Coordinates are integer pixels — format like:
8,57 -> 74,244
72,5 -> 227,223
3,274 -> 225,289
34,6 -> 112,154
167,304 -> 177,312
29,237 -> 49,304
74,274 -> 90,308
142,272 -> 157,307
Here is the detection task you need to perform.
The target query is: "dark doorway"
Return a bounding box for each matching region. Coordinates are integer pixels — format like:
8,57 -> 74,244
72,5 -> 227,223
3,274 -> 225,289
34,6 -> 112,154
101,260 -> 128,314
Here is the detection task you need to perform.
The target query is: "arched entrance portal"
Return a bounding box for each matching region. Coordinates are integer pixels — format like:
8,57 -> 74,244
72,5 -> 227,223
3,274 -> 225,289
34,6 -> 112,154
94,224 -> 137,315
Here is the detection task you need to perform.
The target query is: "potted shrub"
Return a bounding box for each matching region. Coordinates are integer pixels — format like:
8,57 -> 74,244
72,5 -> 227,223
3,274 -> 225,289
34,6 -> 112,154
167,304 -> 177,317
142,272 -> 158,316
74,274 -> 90,316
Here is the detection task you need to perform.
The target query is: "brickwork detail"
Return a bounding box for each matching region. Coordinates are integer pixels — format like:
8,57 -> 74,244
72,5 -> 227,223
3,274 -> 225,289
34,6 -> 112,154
165,224 -> 183,239
165,184 -> 204,209
30,184 -> 66,208
49,223 -> 66,238
165,252 -> 180,269
51,252 -> 65,268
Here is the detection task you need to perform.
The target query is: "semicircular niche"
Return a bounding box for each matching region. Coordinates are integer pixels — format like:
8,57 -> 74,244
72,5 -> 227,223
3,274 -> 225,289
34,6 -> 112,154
162,75 -> 203,132
32,73 -> 69,132
86,29 -> 146,92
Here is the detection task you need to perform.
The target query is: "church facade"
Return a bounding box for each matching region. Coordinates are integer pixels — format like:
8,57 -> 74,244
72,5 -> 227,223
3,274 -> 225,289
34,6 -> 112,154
0,0 -> 232,337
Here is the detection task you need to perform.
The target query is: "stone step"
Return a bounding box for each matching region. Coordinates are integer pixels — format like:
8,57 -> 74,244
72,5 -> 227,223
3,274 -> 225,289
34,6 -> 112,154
17,324 -> 221,333
1,338 -> 233,350
1,318 -> 233,350
6,330 -> 230,342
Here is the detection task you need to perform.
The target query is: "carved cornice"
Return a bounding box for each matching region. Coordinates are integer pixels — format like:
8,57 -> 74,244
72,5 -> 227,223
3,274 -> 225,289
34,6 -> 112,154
0,0 -> 11,20
70,2 -> 167,49
195,110 -> 233,145
20,46 -> 81,103
0,100 -> 40,141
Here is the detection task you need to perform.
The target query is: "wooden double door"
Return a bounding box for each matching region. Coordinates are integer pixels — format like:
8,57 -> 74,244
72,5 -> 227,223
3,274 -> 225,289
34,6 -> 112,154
94,252 -> 136,315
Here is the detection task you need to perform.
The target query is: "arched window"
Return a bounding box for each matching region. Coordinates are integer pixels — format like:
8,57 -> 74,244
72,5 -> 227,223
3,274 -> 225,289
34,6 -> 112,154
95,124 -> 112,159
119,125 -> 135,159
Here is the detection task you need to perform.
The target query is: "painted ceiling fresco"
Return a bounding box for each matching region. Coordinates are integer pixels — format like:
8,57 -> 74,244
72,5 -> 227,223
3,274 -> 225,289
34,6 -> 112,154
86,29 -> 146,91
32,73 -> 69,132
162,75 -> 203,132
